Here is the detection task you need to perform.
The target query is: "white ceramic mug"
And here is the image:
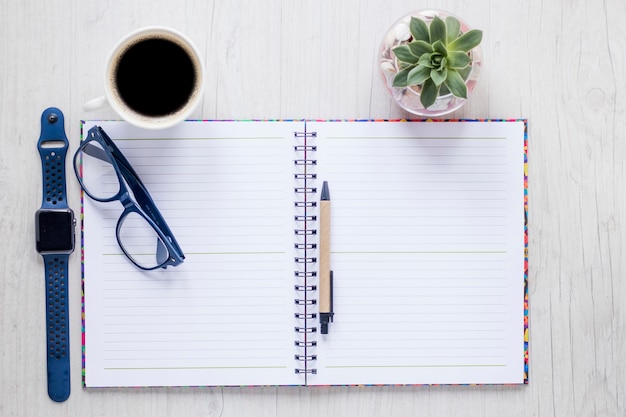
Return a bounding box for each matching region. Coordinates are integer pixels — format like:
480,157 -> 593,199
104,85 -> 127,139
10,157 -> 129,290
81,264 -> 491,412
84,26 -> 205,130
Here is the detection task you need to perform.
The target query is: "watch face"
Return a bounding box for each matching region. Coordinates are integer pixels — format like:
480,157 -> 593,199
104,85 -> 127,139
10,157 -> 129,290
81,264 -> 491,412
36,209 -> 75,253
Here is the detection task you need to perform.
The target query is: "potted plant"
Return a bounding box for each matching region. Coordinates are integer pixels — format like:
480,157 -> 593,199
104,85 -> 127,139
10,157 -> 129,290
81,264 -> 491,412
379,10 -> 483,117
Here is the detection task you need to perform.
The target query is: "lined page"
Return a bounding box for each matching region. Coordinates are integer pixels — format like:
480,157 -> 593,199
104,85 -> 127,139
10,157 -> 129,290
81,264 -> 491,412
310,120 -> 526,385
82,121 -> 301,387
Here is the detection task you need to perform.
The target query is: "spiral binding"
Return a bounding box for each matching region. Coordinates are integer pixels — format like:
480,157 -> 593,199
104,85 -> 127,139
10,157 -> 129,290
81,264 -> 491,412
294,215 -> 316,222
295,299 -> 316,306
295,187 -> 317,194
294,243 -> 316,250
295,354 -> 318,361
293,125 -> 318,380
295,326 -> 317,333
295,173 -> 316,180
295,257 -> 316,264
294,229 -> 316,236
294,340 -> 317,347
295,159 -> 317,166
294,285 -> 316,291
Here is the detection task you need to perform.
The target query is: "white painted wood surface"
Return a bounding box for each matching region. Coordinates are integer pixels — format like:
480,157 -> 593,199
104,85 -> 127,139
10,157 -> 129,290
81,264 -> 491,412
1,0 -> 624,415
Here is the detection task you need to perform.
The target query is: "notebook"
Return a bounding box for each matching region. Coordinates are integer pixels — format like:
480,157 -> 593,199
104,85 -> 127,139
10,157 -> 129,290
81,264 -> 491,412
79,119 -> 528,387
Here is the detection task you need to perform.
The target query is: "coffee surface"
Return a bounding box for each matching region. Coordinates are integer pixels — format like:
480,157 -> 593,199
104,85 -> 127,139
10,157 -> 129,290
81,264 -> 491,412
114,38 -> 196,117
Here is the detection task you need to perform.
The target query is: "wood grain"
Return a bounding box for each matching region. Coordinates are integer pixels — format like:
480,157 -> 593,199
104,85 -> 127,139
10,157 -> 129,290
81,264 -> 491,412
1,0 -> 625,415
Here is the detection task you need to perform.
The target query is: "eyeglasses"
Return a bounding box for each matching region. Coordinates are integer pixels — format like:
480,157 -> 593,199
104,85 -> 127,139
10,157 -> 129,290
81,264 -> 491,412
74,126 -> 185,270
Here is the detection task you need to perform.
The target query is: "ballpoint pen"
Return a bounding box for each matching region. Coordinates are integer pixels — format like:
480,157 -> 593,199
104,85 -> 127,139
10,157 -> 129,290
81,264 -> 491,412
319,181 -> 334,334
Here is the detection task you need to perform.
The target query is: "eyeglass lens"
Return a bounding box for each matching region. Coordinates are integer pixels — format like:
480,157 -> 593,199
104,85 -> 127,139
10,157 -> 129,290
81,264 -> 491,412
118,211 -> 170,269
75,140 -> 120,200
77,138 -> 171,270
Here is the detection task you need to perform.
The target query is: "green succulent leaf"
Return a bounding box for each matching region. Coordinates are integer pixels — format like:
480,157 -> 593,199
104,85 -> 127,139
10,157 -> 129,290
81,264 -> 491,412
393,45 -> 420,64
397,60 -> 412,70
420,78 -> 440,108
439,83 -> 451,96
427,54 -> 443,69
446,51 -> 471,69
432,40 -> 448,56
444,68 -> 468,98
457,64 -> 472,80
445,17 -> 461,44
429,16 -> 447,45
448,29 -> 483,52
418,52 -> 434,68
430,67 -> 448,86
392,66 -> 413,87
409,17 -> 430,42
408,40 -> 434,57
407,64 -> 431,86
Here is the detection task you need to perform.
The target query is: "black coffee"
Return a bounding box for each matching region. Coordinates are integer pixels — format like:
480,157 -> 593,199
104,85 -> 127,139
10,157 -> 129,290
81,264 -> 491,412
114,38 -> 197,117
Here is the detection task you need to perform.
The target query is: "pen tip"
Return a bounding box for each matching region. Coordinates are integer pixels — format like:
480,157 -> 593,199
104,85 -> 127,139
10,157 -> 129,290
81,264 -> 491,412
321,181 -> 330,201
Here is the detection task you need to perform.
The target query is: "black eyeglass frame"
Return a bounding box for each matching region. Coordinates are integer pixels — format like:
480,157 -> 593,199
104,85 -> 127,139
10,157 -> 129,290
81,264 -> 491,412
74,125 -> 185,270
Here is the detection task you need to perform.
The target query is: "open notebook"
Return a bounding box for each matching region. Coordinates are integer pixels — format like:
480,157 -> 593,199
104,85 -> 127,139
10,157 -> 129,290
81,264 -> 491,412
80,119 -> 528,387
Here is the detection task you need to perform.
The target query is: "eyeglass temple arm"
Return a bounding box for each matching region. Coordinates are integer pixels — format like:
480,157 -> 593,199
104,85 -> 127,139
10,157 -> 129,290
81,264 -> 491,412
91,128 -> 148,189
117,161 -> 184,253
86,127 -> 145,184
82,142 -> 109,163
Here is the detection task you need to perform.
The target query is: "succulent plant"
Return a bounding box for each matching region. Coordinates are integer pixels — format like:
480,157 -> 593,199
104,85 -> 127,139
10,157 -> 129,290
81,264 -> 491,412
392,15 -> 482,109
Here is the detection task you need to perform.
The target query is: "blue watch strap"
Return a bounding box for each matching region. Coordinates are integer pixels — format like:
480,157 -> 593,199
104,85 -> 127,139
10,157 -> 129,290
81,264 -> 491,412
43,254 -> 71,402
38,108 -> 72,402
38,108 -> 69,209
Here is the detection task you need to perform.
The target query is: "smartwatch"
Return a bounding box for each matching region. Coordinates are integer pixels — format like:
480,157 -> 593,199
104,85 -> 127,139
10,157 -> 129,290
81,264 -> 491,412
35,107 -> 75,402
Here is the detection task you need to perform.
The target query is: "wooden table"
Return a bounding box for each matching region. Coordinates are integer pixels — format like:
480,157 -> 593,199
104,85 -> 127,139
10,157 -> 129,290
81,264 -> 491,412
1,1 -> 623,415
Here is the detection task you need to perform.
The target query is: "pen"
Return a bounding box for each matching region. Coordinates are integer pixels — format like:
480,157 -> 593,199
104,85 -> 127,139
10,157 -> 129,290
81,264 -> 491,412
319,181 -> 334,334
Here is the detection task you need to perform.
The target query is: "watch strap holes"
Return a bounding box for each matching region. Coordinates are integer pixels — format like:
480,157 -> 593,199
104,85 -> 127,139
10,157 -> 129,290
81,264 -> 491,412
45,257 -> 69,359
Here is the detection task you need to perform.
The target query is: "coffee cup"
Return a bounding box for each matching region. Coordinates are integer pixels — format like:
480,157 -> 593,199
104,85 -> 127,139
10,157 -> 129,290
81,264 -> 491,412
84,26 -> 205,130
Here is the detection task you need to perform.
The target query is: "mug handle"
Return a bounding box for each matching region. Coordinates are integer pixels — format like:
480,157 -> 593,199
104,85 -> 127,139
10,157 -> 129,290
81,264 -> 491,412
83,96 -> 108,112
